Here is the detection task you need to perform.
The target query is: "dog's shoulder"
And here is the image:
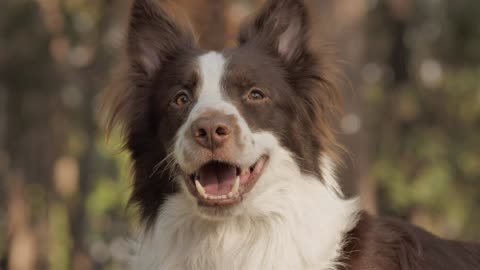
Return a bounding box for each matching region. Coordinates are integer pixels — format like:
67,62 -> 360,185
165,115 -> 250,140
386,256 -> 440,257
339,212 -> 480,270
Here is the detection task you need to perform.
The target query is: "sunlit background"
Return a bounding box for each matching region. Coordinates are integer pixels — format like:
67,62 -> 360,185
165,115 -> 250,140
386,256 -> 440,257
1,0 -> 479,269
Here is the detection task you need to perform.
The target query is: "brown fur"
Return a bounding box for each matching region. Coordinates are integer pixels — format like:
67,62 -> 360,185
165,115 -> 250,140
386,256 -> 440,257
340,213 -> 480,270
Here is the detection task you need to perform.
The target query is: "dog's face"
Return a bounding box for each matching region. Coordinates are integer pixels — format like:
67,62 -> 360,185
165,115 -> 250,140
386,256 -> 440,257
106,0 -> 341,223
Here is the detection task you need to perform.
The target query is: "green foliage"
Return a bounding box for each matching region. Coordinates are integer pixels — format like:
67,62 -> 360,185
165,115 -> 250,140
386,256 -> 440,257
49,203 -> 72,270
87,177 -> 126,219
364,0 -> 480,241
368,67 -> 480,240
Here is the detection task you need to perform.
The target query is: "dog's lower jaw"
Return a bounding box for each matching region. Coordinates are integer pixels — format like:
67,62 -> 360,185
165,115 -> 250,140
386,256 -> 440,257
131,152 -> 360,270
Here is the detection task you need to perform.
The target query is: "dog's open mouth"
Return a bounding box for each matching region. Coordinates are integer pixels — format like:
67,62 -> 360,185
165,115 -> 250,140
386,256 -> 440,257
186,156 -> 268,206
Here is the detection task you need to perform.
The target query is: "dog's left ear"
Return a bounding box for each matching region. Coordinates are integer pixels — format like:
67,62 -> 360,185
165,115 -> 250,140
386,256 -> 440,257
239,0 -> 309,65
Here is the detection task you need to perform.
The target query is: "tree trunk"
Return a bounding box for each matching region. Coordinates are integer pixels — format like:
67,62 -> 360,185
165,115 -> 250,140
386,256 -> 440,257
306,0 -> 373,212
178,0 -> 229,50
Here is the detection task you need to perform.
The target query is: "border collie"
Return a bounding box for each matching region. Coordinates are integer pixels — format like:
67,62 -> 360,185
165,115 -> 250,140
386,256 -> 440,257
103,0 -> 480,269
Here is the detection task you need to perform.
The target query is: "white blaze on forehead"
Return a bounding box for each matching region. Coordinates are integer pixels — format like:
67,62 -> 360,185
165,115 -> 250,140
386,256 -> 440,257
175,51 -> 257,173
197,51 -> 227,103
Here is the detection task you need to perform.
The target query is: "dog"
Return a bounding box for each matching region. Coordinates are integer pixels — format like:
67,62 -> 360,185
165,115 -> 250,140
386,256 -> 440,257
103,0 -> 480,269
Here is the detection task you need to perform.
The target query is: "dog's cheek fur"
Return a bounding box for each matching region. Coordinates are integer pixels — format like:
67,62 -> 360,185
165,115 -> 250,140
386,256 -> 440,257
128,57 -> 201,226
102,0 -> 199,225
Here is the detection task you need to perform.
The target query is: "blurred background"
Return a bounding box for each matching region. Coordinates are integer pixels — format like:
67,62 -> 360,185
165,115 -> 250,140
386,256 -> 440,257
1,0 -> 479,269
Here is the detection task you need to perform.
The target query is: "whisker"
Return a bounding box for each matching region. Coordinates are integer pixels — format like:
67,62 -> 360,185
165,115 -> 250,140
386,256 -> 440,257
162,158 -> 178,179
149,152 -> 176,178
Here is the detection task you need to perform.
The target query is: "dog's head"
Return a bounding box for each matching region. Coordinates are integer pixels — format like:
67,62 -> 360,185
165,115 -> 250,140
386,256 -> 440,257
105,0 -> 342,223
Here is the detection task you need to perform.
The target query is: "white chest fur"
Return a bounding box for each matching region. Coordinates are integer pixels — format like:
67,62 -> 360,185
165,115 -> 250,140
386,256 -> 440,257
131,186 -> 358,270
131,151 -> 359,270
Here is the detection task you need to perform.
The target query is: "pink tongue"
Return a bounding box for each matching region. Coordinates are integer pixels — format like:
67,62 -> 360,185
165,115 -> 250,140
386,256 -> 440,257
199,162 -> 237,195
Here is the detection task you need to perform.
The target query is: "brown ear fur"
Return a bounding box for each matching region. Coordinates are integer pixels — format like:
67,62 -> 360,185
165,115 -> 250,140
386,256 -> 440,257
127,0 -> 195,76
238,0 -> 309,65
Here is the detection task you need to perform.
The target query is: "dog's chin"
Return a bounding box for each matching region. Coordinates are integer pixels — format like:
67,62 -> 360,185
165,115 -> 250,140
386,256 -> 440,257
181,155 -> 268,218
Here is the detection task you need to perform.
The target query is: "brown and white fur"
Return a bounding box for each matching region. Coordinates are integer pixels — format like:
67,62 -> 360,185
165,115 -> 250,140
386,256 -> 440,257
103,0 -> 480,269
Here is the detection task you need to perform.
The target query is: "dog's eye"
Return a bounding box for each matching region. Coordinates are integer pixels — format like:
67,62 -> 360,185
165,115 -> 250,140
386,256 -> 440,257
248,88 -> 265,101
173,92 -> 190,107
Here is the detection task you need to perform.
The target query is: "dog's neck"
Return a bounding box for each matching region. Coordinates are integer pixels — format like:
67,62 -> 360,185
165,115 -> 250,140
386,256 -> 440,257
132,152 -> 360,270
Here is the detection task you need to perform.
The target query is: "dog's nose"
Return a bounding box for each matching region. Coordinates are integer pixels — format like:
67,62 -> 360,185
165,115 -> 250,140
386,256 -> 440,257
191,114 -> 232,150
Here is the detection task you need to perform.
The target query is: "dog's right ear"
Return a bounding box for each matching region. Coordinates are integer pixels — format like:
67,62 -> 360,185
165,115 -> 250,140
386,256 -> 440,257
239,0 -> 310,66
127,0 -> 195,77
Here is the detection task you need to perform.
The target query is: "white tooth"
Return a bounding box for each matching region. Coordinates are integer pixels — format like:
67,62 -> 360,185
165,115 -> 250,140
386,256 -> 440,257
232,176 -> 240,195
241,169 -> 248,176
195,180 -> 206,197
227,192 -> 234,198
220,195 -> 227,200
